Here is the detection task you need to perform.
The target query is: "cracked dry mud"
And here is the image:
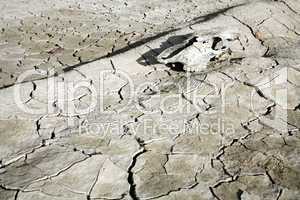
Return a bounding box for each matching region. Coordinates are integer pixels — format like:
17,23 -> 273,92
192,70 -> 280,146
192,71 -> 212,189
0,0 -> 300,200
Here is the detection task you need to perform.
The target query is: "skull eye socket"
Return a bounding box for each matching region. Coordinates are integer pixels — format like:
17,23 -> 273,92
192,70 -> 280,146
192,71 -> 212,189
166,62 -> 185,72
211,37 -> 223,50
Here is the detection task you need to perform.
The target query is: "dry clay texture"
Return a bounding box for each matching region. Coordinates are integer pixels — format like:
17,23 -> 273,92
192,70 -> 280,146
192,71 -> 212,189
0,0 -> 300,200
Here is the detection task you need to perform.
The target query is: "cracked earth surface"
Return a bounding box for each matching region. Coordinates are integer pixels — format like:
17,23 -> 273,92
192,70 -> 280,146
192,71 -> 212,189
0,0 -> 300,200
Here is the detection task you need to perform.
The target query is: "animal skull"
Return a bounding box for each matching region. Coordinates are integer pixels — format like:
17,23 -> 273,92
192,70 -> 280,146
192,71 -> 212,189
157,32 -> 239,72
